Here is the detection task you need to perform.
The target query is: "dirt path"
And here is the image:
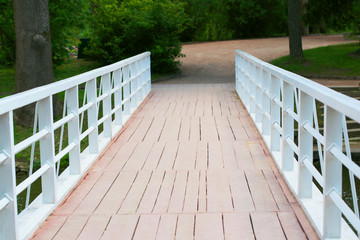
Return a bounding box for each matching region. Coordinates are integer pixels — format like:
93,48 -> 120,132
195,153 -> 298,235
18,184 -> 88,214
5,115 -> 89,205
159,35 -> 356,84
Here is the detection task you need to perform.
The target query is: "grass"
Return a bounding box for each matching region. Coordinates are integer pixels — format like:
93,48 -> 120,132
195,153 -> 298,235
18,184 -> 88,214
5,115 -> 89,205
271,43 -> 360,78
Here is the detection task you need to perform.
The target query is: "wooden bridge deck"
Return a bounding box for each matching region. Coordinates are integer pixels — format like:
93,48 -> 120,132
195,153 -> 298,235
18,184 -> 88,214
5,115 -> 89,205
31,83 -> 318,240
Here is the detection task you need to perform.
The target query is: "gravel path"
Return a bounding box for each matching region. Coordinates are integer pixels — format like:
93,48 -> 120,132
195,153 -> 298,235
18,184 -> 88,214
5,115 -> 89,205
159,35 -> 357,85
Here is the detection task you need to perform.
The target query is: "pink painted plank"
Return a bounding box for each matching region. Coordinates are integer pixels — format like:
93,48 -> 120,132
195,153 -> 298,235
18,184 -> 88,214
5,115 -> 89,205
227,116 -> 250,141
137,170 -> 164,213
156,214 -> 177,240
200,117 -> 219,141
53,171 -> 102,215
101,215 -> 139,240
159,116 -> 181,141
53,215 -> 88,240
198,170 -> 207,212
173,142 -> 197,170
176,214 -> 195,239
77,215 -> 110,240
73,172 -> 118,215
153,170 -> 176,213
168,170 -> 188,213
194,100 -> 204,116
223,213 -> 255,240
233,141 -> 255,169
186,102 -> 196,116
219,100 -> 231,116
142,141 -> 166,170
178,117 -> 191,141
103,140 -> 138,172
183,170 -> 200,213
248,142 -> 271,170
245,169 -> 278,212
240,117 -> 258,140
221,142 -> 238,169
278,212 -> 307,240
215,116 -> 235,141
31,215 -> 67,240
118,171 -> 152,214
228,170 -> 255,212
122,142 -> 154,171
189,116 -> 200,141
195,213 -> 224,240
133,215 -> 161,240
157,141 -> 179,170
115,116 -> 143,143
251,212 -> 286,240
212,96 -> 222,116
143,116 -> 166,142
208,141 -> 224,169
195,141 -> 208,170
207,169 -> 233,212
127,117 -> 154,142
94,171 -> 137,214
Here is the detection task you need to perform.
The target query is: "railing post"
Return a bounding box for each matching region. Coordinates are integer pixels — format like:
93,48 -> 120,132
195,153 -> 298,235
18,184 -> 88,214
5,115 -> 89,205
282,81 -> 294,170
235,54 -> 239,94
66,87 -> 81,174
298,91 -> 313,197
255,65 -> 262,124
262,70 -> 271,136
270,75 -> 281,151
113,70 -> 123,127
130,63 -> 138,110
0,112 -> 17,239
249,63 -> 256,115
38,97 -> 57,203
323,106 -> 342,238
102,73 -> 112,138
146,55 -> 151,94
87,79 -> 99,154
244,60 -> 250,109
123,66 -> 130,118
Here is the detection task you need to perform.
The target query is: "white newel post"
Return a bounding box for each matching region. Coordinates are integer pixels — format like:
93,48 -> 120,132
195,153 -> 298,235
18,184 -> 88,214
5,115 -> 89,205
298,91 -> 313,198
87,79 -> 99,154
66,87 -> 81,174
323,106 -> 342,238
38,97 -> 57,203
0,112 -> 17,239
282,81 -> 294,171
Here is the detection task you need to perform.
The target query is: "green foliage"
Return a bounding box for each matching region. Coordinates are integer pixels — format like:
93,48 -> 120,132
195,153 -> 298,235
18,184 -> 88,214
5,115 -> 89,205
271,43 -> 360,77
0,0 -> 15,65
89,0 -> 187,73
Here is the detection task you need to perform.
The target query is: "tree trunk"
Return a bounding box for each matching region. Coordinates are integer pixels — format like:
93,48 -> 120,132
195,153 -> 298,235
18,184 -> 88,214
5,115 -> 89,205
300,0 -> 309,36
13,0 -> 54,127
288,0 -> 305,63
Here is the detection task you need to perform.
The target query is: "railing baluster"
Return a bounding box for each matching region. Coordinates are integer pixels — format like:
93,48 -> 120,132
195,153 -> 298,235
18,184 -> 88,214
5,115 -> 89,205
0,112 -> 17,239
262,70 -> 271,136
123,66 -> 130,117
249,63 -> 256,115
270,75 -> 281,151
38,97 -> 56,203
298,91 -> 313,198
101,73 -> 112,138
323,106 -> 343,238
87,79 -> 99,154
255,65 -> 262,123
282,81 -> 294,170
113,69 -> 123,127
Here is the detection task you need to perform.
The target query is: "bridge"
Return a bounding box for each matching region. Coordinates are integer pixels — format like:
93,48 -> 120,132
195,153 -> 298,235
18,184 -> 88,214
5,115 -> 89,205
0,47 -> 359,239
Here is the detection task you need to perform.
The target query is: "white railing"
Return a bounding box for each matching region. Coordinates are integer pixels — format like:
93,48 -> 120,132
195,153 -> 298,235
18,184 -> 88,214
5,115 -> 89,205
0,52 -> 151,240
236,50 -> 360,239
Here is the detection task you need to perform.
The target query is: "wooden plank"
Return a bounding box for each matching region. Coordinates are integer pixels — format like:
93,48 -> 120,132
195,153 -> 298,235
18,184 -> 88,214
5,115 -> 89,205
114,116 -> 143,143
95,171 -> 137,214
195,100 -> 204,116
156,214 -> 177,240
228,170 -> 255,212
157,141 -> 178,170
103,141 -> 138,172
159,116 -> 181,141
31,216 -> 67,240
200,117 -> 219,141
176,214 -> 195,239
278,212 -> 307,240
248,142 -> 271,170
143,116 -> 166,142
101,215 -> 139,240
133,215 -> 161,240
251,212 -> 286,240
245,169 -> 278,212
153,170 -> 176,213
195,141 -> 208,170
137,170 -> 164,213
168,170 -> 188,213
219,100 -> 231,116
190,116 -> 200,141
208,141 -> 224,169
233,141 -> 255,169
215,116 -> 235,141
227,116 -> 250,141
53,215 -> 88,240
183,170 -> 200,213
198,170 -> 207,212
173,141 -> 197,170
195,213 -> 224,240
262,169 -> 291,211
207,169 -> 233,212
178,116 -> 191,141
223,213 -> 255,240
73,172 -> 118,215
221,142 -> 238,169
212,95 -> 222,116
77,215 -> 110,240
118,171 -> 152,214
122,142 -> 154,171
127,117 -> 154,142
142,141 -> 166,170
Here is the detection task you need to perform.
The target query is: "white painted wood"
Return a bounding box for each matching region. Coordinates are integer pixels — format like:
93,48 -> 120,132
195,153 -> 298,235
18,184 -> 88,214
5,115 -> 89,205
101,73 -> 112,138
261,70 -> 271,136
113,69 -> 123,126
270,75 -> 281,151
282,81 -> 294,171
87,79 -> 99,154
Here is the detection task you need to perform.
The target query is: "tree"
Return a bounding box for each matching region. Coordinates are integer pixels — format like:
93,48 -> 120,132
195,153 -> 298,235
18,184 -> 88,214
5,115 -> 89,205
287,0 -> 304,62
13,0 -> 55,126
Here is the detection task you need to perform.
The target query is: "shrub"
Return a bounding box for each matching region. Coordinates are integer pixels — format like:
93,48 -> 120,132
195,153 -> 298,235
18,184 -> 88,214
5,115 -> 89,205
89,0 -> 187,73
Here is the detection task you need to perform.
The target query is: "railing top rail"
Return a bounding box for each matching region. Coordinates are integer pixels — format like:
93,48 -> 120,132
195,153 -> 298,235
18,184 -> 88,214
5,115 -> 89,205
236,50 -> 360,123
0,52 -> 150,115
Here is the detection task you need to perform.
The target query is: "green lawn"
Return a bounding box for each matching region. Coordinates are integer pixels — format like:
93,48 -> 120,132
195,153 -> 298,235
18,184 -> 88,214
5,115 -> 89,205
271,43 -> 360,78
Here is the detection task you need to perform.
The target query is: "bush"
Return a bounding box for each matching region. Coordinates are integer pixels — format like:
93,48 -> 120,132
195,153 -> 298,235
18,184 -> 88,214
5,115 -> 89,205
89,0 -> 187,73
